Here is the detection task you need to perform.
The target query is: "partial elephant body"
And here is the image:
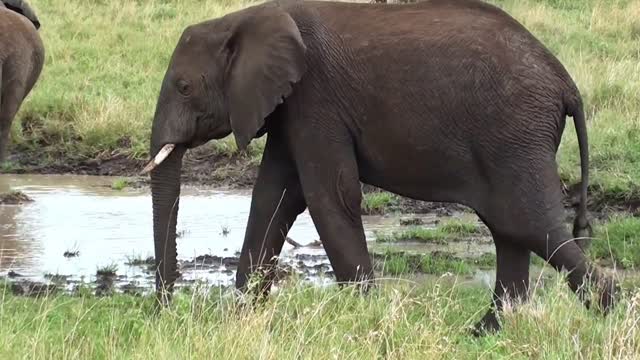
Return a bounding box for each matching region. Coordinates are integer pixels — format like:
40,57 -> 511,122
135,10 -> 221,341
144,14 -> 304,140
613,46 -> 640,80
289,1 -> 577,202
0,3 -> 44,162
147,0 -> 616,333
1,0 -> 41,29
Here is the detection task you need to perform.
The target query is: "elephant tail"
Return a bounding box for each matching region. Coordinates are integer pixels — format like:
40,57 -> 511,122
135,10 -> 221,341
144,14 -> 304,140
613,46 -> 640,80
567,94 -> 591,249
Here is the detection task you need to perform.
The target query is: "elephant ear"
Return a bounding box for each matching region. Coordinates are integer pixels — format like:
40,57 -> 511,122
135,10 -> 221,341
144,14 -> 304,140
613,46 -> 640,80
225,6 -> 306,150
3,0 -> 40,29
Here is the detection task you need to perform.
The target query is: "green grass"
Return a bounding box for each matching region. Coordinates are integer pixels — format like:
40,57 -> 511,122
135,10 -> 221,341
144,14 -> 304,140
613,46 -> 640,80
9,0 -> 264,165
374,250 -> 475,275
110,178 -> 130,191
0,161 -> 20,172
1,278 -> 639,359
418,253 -> 473,275
4,0 -> 637,200
375,220 -> 482,244
361,191 -> 399,215
96,264 -> 118,277
591,216 -> 640,268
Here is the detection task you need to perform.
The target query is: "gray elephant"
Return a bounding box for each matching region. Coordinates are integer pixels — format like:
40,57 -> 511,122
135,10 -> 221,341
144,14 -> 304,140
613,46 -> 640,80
0,0 -> 44,162
143,0 -> 617,334
2,0 -> 40,29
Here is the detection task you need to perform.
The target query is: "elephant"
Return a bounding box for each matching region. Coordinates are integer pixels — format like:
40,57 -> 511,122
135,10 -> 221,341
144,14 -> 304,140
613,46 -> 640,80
2,0 -> 40,29
143,0 -> 618,333
0,0 -> 44,163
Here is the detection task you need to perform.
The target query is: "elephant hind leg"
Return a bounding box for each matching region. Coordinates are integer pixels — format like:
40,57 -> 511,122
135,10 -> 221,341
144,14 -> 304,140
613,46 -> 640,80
531,226 -> 618,313
474,160 -> 618,334
0,69 -> 27,163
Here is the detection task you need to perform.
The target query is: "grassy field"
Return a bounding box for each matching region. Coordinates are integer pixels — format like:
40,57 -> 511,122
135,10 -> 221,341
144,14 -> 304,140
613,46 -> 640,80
3,0 -> 638,197
1,277 -> 639,359
2,1 -> 639,358
8,0 -> 259,165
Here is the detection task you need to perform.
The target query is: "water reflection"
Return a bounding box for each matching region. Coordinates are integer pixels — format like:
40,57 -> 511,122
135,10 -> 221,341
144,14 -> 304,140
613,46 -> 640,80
1,175 -> 419,284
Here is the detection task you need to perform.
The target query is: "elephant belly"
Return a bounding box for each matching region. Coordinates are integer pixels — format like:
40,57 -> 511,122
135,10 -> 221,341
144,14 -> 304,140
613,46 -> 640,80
356,132 -> 478,204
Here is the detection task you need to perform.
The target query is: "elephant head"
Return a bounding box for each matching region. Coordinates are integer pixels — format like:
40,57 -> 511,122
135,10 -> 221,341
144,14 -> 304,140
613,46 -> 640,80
2,0 -> 41,29
143,3 -> 306,302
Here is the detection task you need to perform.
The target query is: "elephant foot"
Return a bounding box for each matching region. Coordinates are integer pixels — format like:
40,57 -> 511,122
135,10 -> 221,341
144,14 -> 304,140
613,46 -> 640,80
471,311 -> 501,337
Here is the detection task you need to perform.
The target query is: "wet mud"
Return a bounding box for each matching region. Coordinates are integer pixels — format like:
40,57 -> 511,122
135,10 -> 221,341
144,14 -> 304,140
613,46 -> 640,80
0,190 -> 33,205
5,145 -> 258,189
6,147 -> 640,214
0,250 -> 485,297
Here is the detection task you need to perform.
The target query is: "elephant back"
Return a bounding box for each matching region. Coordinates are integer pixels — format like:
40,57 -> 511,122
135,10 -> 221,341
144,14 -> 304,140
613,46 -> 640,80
1,0 -> 40,30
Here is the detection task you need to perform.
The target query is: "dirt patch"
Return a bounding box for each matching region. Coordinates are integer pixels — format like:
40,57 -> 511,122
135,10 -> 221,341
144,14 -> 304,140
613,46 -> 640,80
0,190 -> 34,204
5,149 -> 639,215
5,145 -> 259,188
181,254 -> 240,270
9,280 -> 58,297
564,182 -> 640,218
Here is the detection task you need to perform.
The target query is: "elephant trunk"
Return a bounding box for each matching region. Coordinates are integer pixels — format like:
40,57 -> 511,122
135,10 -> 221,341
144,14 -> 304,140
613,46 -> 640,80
150,146 -> 186,305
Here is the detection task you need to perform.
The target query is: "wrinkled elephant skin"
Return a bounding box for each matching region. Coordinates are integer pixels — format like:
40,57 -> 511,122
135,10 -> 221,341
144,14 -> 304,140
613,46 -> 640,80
0,0 -> 44,162
146,0 -> 618,333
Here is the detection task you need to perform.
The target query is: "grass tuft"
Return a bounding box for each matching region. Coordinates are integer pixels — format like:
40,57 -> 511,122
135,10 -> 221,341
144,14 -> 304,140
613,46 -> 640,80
361,191 -> 399,215
96,264 -> 118,277
375,219 -> 482,244
111,178 -> 130,191
373,250 -> 474,276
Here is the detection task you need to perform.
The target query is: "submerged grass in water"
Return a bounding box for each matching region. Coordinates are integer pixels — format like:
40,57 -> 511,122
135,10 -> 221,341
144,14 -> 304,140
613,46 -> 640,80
374,250 -> 483,276
361,191 -> 399,215
96,264 -> 118,277
110,178 -> 130,191
376,219 -> 482,244
0,277 -> 638,359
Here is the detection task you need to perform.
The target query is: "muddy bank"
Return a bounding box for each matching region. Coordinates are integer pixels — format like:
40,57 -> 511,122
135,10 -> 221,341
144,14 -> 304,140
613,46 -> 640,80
4,145 -> 258,188
564,182 -> 640,215
4,148 -> 640,214
0,248 -> 495,297
5,248 -> 634,298
0,190 -> 33,204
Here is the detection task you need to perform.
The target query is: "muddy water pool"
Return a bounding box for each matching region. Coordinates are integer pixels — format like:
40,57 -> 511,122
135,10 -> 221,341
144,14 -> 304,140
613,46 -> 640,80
0,174 -> 496,292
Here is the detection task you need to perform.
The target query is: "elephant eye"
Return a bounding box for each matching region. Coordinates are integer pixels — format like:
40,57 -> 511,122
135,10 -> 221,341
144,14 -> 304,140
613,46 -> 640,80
176,80 -> 192,96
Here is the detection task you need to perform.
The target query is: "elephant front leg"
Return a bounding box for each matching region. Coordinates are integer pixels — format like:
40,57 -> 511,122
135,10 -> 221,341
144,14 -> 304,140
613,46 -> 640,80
236,135 -> 307,295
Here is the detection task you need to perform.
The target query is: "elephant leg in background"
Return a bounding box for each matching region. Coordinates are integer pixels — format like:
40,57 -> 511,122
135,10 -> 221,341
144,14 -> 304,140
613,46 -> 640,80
236,133 -> 307,294
0,71 -> 25,163
474,159 -> 616,334
0,68 -> 5,162
295,140 -> 373,285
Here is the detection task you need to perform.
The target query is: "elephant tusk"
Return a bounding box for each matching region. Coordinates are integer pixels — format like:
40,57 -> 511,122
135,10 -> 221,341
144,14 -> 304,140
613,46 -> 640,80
140,144 -> 176,175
